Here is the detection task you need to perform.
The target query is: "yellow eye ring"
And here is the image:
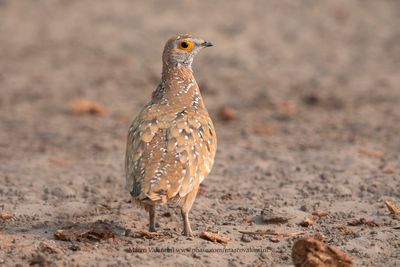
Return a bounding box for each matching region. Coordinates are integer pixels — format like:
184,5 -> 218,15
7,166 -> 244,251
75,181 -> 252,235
177,40 -> 194,52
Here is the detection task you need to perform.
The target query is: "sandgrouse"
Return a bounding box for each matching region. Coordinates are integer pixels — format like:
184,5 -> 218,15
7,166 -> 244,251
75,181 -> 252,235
125,34 -> 217,236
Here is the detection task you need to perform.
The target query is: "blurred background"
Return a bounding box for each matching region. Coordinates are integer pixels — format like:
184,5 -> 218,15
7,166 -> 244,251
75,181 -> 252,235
0,0 -> 399,266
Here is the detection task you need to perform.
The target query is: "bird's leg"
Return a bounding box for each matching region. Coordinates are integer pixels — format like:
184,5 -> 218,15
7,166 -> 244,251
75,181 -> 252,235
148,205 -> 156,232
181,209 -> 193,236
180,186 -> 199,236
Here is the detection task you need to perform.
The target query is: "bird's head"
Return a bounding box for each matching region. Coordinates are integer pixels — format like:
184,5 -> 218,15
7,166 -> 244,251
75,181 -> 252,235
162,34 -> 213,68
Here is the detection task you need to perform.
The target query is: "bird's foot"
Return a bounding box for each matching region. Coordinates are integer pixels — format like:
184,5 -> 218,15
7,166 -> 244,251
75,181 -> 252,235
182,228 -> 193,237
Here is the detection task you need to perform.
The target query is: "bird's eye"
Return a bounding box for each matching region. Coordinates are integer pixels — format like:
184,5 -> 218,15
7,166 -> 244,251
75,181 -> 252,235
181,41 -> 189,48
178,40 -> 194,52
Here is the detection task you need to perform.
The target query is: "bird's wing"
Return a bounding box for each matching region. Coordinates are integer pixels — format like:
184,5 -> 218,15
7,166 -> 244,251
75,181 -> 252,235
125,107 -> 217,204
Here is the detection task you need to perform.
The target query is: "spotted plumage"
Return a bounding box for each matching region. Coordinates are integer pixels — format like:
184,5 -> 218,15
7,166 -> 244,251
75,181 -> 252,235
125,34 -> 217,236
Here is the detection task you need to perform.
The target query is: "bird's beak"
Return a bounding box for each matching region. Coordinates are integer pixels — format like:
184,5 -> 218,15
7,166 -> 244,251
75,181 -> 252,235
202,41 -> 213,47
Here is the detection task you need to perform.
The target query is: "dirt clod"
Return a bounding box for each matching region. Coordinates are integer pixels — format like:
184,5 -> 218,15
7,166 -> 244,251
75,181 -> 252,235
199,231 -> 230,244
261,208 -> 295,224
312,232 -> 326,242
348,218 -> 379,227
358,148 -> 384,158
69,98 -> 107,116
384,200 -> 400,215
36,241 -> 64,254
0,212 -> 13,220
54,221 -> 124,242
300,215 -> 319,227
292,237 -> 353,267
278,101 -> 296,118
312,211 -> 329,218
48,157 -> 72,166
380,163 -> 395,174
131,230 -> 172,239
253,123 -> 280,135
29,254 -> 52,267
337,226 -> 355,234
239,230 -> 304,238
218,105 -> 237,121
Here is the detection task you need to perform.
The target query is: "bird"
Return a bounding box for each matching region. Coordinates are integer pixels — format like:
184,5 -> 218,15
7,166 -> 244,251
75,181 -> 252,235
125,34 -> 217,236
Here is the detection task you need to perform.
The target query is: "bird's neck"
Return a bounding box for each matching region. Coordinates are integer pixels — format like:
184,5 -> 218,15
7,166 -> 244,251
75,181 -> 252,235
153,65 -> 204,109
161,62 -> 193,81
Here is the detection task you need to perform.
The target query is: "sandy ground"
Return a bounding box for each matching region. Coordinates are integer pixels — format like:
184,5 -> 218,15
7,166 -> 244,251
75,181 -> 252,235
1,0 -> 400,266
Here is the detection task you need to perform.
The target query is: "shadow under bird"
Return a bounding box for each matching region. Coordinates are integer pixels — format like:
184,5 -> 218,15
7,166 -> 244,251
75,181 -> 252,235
125,34 -> 217,236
